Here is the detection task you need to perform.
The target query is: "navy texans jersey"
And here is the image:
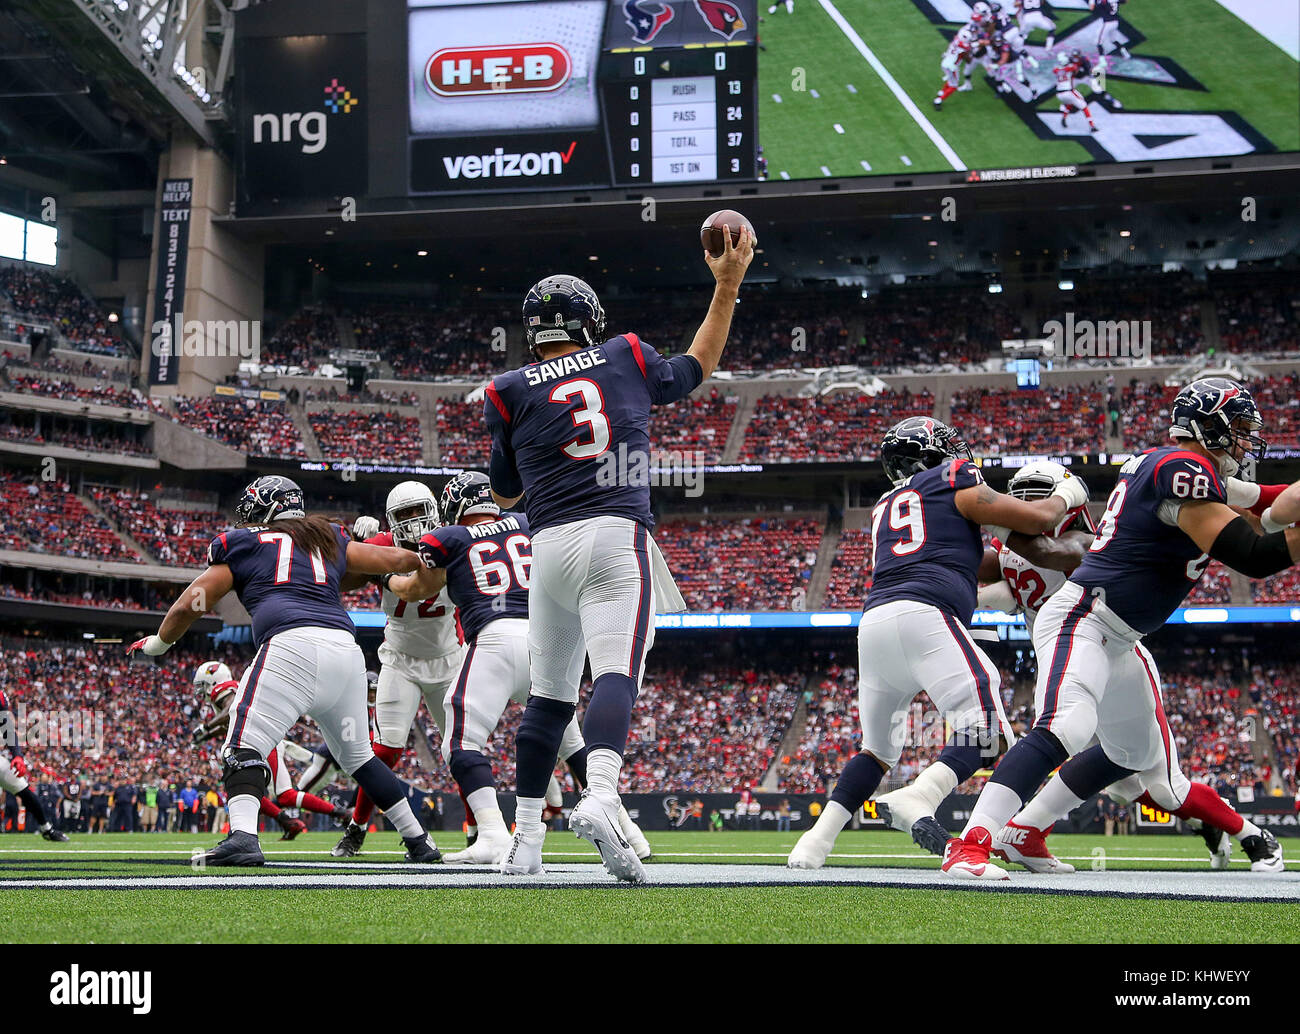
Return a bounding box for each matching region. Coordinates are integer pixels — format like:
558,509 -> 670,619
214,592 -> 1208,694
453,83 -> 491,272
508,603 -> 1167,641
1094,0 -> 1122,18
418,512 -> 531,643
485,333 -> 703,534
1071,447 -> 1226,634
865,459 -> 986,623
208,524 -> 355,647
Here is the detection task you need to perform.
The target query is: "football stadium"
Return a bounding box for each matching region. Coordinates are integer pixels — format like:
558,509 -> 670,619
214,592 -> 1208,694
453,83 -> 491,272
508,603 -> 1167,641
1,0 -> 1299,985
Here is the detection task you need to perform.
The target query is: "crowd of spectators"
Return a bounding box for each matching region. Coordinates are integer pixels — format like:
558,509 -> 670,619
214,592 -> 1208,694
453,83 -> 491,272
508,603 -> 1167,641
350,305 -> 510,381
949,382 -> 1109,455
822,528 -> 873,610
649,389 -> 737,463
91,488 -> 218,567
654,514 -> 823,611
168,395 -> 306,459
0,419 -> 151,457
257,310 -> 338,369
0,472 -> 139,562
436,400 -> 489,466
1215,279 -> 1299,359
739,388 -> 935,463
309,408 -> 424,463
0,267 -> 122,356
4,372 -> 146,409
305,386 -> 419,406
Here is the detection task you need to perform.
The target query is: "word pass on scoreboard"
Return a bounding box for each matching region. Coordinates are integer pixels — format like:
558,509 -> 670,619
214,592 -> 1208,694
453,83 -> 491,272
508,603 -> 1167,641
599,0 -> 757,186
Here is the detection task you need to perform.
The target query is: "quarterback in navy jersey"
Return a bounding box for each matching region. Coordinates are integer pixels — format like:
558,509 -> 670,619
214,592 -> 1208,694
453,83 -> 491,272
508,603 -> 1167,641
486,227 -> 752,882
789,416 -> 1088,870
388,471 -> 651,865
947,379 -> 1300,880
127,475 -> 443,866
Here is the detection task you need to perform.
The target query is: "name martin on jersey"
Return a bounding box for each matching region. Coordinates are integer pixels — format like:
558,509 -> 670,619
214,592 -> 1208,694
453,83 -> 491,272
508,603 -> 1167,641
466,514 -> 523,539
522,347 -> 608,385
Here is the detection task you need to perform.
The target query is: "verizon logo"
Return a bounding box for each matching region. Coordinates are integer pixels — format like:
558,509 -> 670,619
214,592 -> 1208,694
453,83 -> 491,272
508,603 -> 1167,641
443,142 -> 577,180
425,43 -> 571,97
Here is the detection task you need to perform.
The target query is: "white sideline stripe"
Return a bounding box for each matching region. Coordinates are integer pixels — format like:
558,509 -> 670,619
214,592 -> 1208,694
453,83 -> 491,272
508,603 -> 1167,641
0,847 -> 1289,864
817,0 -> 965,170
3,863 -> 1299,899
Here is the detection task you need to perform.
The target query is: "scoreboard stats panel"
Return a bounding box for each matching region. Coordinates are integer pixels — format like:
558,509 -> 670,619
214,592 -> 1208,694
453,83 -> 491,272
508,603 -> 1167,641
405,0 -> 758,195
601,44 -> 756,186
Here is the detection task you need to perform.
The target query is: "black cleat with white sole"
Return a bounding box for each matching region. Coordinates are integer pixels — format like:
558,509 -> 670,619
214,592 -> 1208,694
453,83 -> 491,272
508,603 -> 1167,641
197,831 -> 265,867
40,826 -> 70,843
878,802 -> 949,857
1242,829 -> 1284,873
331,822 -> 366,858
402,834 -> 442,863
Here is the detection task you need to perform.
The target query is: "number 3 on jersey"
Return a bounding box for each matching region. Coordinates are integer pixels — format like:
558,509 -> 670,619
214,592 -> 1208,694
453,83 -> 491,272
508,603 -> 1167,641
870,489 -> 927,566
551,379 -> 610,460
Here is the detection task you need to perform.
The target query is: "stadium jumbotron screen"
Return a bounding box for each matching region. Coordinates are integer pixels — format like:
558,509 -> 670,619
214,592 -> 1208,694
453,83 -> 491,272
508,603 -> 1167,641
234,0 -> 1299,205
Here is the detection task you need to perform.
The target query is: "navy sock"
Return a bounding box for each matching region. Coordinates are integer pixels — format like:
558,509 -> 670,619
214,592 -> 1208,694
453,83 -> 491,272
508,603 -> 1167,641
18,788 -> 47,826
582,672 -> 638,754
936,738 -> 986,785
829,753 -> 887,813
352,756 -> 408,811
448,748 -> 495,797
564,745 -> 589,790
1058,743 -> 1137,799
516,695 -> 576,799
988,726 -> 1068,801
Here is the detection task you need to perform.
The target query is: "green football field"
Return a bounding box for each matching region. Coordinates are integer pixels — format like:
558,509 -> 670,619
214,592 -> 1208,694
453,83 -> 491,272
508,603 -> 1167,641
756,0 -> 1300,178
4,830 -> 1299,943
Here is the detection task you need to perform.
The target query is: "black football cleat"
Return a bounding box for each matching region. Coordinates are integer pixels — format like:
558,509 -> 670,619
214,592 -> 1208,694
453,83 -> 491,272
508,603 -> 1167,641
197,831 -> 265,867
1242,829 -> 1285,873
40,826 -> 70,843
331,821 -> 367,858
909,816 -> 953,857
402,834 -> 443,863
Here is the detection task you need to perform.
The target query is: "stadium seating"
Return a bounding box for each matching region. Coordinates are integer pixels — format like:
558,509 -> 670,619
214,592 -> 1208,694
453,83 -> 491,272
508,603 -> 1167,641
739,389 -> 935,463
4,372 -> 147,409
91,488 -> 218,568
0,266 -> 123,356
169,395 -> 306,459
649,389 -> 737,463
257,310 -> 338,369
350,305 -> 510,380
436,400 -> 489,466
308,408 -> 423,463
949,383 -> 1109,454
822,529 -> 872,610
654,515 -> 823,611
0,473 -> 139,562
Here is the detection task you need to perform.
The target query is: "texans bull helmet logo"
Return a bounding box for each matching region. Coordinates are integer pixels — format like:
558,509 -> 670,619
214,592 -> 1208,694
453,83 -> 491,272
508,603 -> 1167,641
694,0 -> 746,39
624,0 -> 675,44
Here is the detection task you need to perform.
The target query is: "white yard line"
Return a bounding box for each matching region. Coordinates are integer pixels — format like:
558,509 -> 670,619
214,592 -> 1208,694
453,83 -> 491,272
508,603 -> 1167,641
817,0 -> 966,170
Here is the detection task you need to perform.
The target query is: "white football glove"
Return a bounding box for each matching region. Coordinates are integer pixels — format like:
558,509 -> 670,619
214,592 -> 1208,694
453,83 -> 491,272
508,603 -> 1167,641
127,634 -> 174,657
1049,473 -> 1088,511
1224,477 -> 1261,510
353,515 -> 380,540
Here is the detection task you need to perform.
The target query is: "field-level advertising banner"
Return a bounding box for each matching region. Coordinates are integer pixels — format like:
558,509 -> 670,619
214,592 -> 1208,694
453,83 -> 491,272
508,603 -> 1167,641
235,33 -> 367,205
148,179 -> 191,387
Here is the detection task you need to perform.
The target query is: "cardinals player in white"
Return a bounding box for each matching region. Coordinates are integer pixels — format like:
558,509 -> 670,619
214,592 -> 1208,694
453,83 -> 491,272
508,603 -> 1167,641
976,462 -> 1285,874
934,12 -> 982,107
191,661 -> 348,837
333,481 -> 462,857
1053,48 -> 1098,131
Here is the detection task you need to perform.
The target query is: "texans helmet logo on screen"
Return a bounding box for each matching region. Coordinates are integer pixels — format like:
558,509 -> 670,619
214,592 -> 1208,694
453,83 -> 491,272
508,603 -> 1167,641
694,0 -> 746,39
624,0 -> 675,44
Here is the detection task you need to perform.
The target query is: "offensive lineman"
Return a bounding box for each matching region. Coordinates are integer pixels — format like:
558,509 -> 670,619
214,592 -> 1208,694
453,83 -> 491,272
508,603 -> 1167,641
487,228 -> 753,882
787,417 -> 1089,868
333,481 -> 462,858
980,463 -> 1284,873
944,379 -> 1300,880
128,475 -> 441,866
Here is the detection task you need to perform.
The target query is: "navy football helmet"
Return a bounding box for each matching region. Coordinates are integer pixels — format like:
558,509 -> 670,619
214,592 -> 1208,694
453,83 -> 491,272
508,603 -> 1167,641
1170,377 -> 1265,477
441,471 -> 500,524
235,475 -> 305,525
522,274 -> 607,359
880,417 -> 972,486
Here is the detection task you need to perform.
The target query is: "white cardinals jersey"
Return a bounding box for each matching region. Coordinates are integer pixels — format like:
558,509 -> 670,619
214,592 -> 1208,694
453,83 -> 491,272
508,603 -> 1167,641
381,583 -> 459,659
998,543 -> 1068,637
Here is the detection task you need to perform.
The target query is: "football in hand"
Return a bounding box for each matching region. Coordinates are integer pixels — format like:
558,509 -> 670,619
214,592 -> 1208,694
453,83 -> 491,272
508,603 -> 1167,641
700,209 -> 756,257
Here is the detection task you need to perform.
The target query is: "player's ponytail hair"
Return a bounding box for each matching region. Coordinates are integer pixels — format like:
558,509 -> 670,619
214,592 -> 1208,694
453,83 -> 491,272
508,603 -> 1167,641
274,514 -> 341,565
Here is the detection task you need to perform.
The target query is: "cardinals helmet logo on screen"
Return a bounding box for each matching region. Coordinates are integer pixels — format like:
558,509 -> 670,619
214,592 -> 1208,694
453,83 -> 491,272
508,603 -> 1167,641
624,0 -> 675,44
693,0 -> 746,39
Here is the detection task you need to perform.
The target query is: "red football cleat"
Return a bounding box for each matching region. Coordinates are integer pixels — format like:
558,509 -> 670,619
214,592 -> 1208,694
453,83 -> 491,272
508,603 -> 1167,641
993,820 -> 1075,874
941,826 -> 1009,881
278,817 -> 308,841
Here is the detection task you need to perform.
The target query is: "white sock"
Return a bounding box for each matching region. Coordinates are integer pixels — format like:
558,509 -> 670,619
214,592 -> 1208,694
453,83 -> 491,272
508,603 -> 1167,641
466,787 -> 509,839
910,761 -> 959,812
229,794 -> 259,835
1235,818 -> 1262,842
585,748 -> 623,802
515,796 -> 546,839
810,800 -> 852,841
545,774 -> 563,809
383,798 -> 423,839
962,782 -> 1022,838
1015,774 -> 1083,830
